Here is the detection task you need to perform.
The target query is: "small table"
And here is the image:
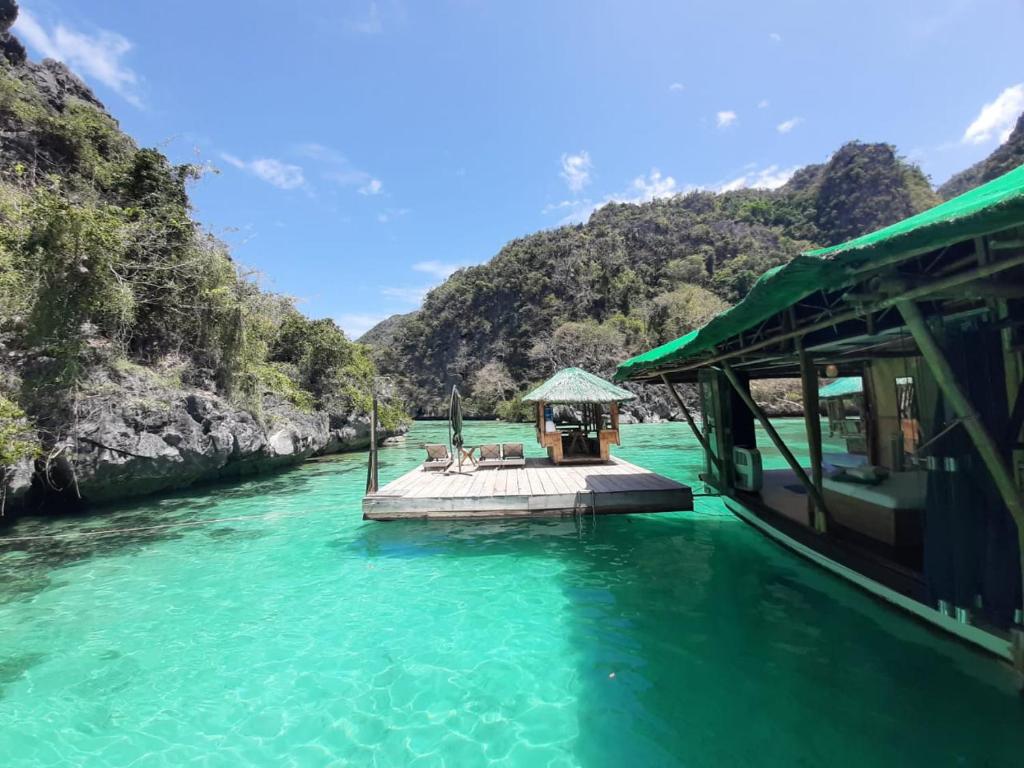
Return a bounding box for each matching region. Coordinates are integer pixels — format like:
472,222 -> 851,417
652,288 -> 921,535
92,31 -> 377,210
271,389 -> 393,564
457,445 -> 478,470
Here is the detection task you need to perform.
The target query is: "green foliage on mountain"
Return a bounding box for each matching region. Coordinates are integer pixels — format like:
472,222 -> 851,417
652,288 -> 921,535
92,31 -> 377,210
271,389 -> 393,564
368,142 -> 940,416
0,48 -> 403,468
938,113 -> 1024,199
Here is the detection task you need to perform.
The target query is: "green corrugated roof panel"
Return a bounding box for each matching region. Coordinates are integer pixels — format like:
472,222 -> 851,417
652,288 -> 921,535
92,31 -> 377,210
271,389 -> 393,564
616,162 -> 1024,381
819,377 -> 863,400
522,367 -> 636,403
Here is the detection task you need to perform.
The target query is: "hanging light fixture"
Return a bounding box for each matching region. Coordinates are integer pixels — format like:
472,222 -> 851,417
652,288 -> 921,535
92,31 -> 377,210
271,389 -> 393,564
824,364 -> 839,378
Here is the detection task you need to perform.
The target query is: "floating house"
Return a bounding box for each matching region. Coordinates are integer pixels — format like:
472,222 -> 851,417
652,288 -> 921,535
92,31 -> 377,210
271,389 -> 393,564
363,367 -> 691,521
522,367 -> 634,464
616,164 -> 1024,674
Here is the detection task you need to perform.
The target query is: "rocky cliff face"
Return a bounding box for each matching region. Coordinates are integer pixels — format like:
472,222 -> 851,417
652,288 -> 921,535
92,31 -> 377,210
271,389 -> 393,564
0,1 -> 407,518
13,363 -> 399,513
49,369 -> 326,505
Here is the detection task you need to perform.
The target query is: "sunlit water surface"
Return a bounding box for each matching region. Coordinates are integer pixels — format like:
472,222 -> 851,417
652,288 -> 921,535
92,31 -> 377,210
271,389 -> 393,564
1,420 -> 1022,766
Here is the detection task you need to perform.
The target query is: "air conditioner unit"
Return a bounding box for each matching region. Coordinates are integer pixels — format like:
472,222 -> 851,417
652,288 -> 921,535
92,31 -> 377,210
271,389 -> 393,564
732,446 -> 763,492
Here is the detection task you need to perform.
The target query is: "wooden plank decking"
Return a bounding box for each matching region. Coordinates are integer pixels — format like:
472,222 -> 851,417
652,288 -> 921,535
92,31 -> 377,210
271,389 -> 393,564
362,456 -> 693,520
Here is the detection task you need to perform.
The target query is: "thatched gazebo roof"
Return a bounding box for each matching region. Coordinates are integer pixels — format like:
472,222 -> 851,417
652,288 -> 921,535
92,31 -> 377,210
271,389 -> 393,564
522,367 -> 636,404
819,377 -> 863,400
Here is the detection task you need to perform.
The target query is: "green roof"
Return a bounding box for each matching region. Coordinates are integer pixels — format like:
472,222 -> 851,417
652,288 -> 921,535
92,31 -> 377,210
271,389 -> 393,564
819,377 -> 863,400
616,162 -> 1024,381
523,367 -> 636,403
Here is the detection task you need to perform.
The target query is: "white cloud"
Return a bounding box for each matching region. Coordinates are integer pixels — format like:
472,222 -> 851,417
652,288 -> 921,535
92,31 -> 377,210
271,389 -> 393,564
413,260 -> 467,280
359,178 -> 383,195
560,150 -> 593,192
777,117 -> 803,134
220,153 -> 305,190
622,169 -> 680,202
717,164 -> 798,192
14,10 -> 142,106
347,2 -> 383,34
544,159 -> 801,225
716,110 -> 737,128
541,199 -> 582,215
296,143 -> 383,194
758,99 -> 770,109
549,169 -> 686,225
381,285 -> 429,304
379,259 -> 466,310
962,84 -> 1024,145
668,82 -> 685,92
769,32 -> 782,42
336,313 -> 387,339
377,207 -> 410,224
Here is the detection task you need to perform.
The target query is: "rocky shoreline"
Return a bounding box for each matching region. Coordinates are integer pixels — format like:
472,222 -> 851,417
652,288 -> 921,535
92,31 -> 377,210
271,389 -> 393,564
3,365 -> 406,519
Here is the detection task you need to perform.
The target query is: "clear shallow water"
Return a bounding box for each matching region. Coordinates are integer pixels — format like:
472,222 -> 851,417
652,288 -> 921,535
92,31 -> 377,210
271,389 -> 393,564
0,420 -> 1022,767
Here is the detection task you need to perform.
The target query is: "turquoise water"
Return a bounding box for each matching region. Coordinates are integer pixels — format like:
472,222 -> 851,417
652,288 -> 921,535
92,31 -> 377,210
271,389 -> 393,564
0,420 -> 1022,766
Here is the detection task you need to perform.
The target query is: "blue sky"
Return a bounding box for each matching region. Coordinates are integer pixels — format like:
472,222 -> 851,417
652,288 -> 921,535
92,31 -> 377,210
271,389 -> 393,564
13,0 -> 1024,337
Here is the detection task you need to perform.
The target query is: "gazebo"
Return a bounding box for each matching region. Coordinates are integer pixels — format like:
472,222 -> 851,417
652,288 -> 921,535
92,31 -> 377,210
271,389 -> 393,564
522,367 -> 635,464
819,376 -> 866,455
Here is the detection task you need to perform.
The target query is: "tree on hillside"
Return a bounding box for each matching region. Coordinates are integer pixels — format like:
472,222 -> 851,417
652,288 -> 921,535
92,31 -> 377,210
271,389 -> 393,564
647,285 -> 728,346
529,321 -> 627,378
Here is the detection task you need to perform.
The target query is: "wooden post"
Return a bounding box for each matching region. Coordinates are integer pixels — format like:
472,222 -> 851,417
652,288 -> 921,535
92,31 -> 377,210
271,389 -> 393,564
798,340 -> 827,532
719,360 -> 830,524
365,394 -> 379,494
897,299 -> 1024,647
660,374 -> 723,474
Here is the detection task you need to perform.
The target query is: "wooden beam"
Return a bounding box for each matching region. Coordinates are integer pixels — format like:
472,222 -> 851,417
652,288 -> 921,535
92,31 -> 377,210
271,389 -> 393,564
896,299 -> 1024,639
365,395 -> 379,494
798,339 -> 827,532
660,374 -> 722,474
645,250 -> 1024,380
719,360 -> 830,526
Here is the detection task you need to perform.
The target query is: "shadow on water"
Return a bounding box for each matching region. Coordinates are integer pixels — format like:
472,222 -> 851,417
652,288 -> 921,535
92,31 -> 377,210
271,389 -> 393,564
0,456 -> 364,605
0,652 -> 47,700
351,512 -> 1024,766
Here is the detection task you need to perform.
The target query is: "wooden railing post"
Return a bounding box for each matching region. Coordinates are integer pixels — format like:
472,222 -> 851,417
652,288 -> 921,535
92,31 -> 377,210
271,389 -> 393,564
365,394 -> 379,494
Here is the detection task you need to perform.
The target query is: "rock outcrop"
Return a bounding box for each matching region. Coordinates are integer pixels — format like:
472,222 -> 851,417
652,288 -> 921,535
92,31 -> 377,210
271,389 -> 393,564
29,365 -> 400,509
0,1 -> 408,518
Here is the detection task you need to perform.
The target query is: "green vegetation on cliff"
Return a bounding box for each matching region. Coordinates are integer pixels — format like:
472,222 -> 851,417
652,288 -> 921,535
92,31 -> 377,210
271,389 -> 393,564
938,113 -> 1024,199
0,46 -> 404,495
368,142 -> 941,417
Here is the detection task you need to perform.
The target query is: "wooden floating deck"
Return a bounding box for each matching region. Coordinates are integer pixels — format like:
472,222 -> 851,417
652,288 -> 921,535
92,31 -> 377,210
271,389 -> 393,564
362,456 -> 693,521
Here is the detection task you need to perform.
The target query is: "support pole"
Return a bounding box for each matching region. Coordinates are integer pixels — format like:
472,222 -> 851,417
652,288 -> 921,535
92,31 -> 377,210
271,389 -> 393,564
365,394 -> 379,494
896,300 -> 1024,667
720,360 -> 830,525
798,340 -> 827,532
660,374 -> 722,474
